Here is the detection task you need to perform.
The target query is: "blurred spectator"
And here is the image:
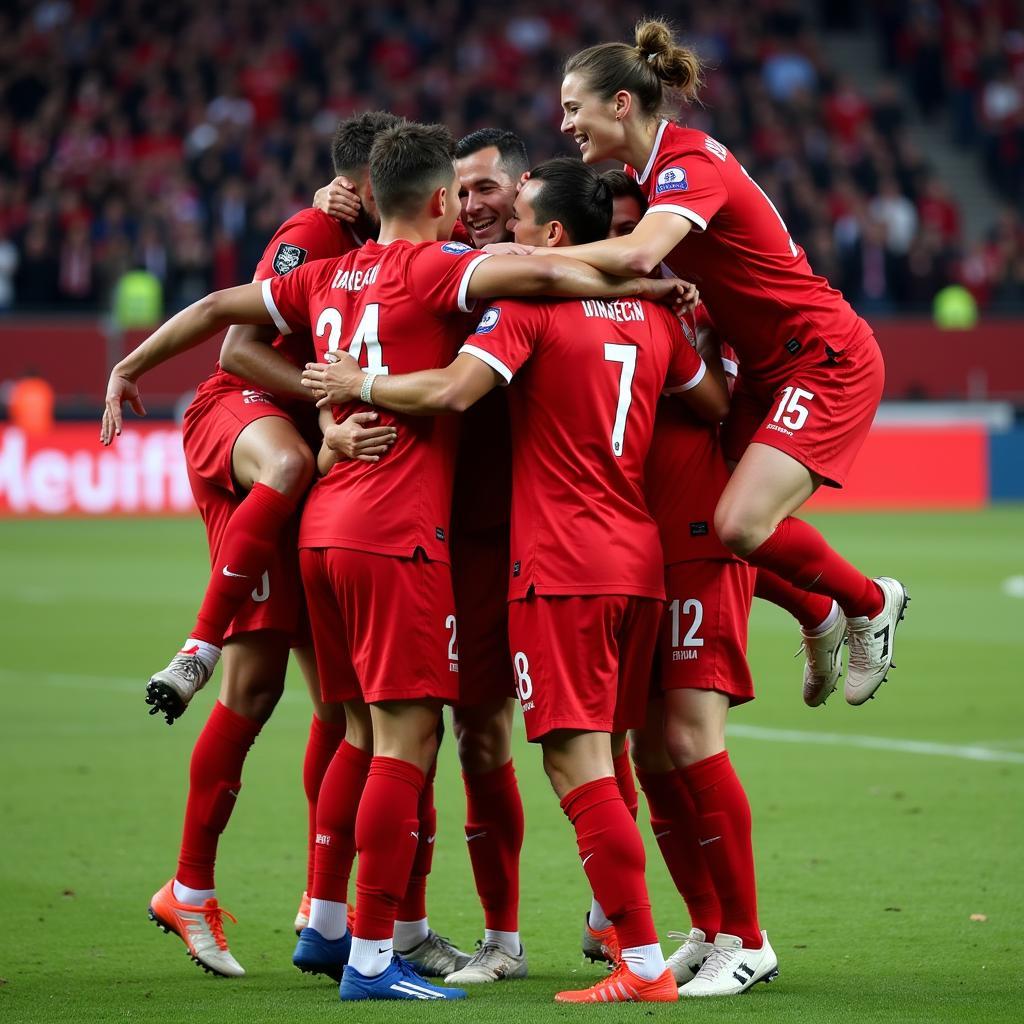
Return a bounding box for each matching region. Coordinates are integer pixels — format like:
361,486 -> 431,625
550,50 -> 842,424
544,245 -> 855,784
7,373 -> 55,435
0,233 -> 18,310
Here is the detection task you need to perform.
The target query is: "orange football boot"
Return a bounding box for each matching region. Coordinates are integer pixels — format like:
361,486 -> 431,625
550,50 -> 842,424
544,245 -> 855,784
148,879 -> 244,977
555,963 -> 678,1003
294,892 -> 311,935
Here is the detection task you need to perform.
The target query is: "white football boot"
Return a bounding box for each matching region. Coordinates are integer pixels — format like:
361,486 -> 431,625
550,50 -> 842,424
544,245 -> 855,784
145,645 -> 218,724
799,603 -> 847,707
396,930 -> 472,977
665,927 -> 714,984
445,940 -> 528,983
844,577 -> 909,705
679,930 -> 778,996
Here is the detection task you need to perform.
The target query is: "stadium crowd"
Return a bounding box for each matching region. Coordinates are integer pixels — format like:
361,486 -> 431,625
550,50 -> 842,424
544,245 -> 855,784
3,0 -> 1023,317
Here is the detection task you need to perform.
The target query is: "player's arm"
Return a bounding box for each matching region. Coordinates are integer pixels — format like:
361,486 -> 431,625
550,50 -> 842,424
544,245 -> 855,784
302,351 -> 500,416
316,406 -> 399,474
219,323 -> 311,402
465,252 -> 694,303
665,362 -> 730,424
100,283 -> 273,444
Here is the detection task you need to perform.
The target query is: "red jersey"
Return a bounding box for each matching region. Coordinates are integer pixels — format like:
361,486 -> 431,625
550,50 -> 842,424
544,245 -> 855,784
645,306 -> 735,564
461,296 -> 706,600
631,121 -> 873,397
451,388 -> 512,535
264,237 -> 491,561
213,207 -> 363,390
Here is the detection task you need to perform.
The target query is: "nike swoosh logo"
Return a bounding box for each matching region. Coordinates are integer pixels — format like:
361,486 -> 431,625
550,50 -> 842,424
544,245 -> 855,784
654,829 -> 671,840
465,831 -> 488,842
221,566 -> 248,578
582,853 -> 595,868
699,835 -> 721,846
378,944 -> 393,954
426,835 -> 435,845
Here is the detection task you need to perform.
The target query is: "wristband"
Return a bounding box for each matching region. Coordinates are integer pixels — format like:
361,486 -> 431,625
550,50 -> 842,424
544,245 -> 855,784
360,372 -> 378,405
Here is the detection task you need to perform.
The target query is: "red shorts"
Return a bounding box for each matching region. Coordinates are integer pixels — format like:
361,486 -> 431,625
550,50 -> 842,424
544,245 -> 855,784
507,593 -> 662,742
451,528 -> 515,707
299,547 -> 460,705
183,382 -> 312,643
654,559 -> 755,706
721,337 -> 884,487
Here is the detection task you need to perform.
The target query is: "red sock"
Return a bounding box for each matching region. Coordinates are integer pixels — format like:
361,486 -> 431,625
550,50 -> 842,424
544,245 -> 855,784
191,483 -> 297,645
396,761 -> 437,923
747,517 -> 882,619
754,568 -> 834,630
613,747 -> 639,821
354,757 -> 425,939
311,740 -> 372,904
680,751 -> 760,948
464,760 -> 524,932
303,715 -> 347,894
176,701 -> 262,890
560,777 -> 656,950
636,767 -> 721,936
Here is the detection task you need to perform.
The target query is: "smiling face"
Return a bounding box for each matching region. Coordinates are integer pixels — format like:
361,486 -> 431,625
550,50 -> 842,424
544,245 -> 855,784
560,71 -> 625,165
455,145 -> 518,247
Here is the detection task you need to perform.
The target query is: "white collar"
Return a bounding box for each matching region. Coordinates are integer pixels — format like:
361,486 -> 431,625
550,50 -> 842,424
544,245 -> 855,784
636,120 -> 670,185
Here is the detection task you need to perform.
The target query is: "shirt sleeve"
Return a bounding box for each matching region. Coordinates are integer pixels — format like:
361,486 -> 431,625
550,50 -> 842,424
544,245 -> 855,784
458,301 -> 540,385
408,242 -> 493,315
263,261 -> 320,336
253,211 -> 342,283
663,317 -> 707,393
644,148 -> 727,232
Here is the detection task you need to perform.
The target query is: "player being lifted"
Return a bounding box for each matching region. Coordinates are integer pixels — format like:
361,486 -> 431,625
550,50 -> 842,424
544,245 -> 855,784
302,156 -> 722,1004
99,113 -> 400,977
538,18 -> 909,709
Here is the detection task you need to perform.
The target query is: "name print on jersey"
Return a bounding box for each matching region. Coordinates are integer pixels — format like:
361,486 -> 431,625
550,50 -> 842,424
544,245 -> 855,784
331,264 -> 381,291
581,299 -> 646,323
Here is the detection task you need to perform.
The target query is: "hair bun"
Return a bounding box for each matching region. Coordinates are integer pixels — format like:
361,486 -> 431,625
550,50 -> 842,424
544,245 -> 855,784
633,17 -> 704,101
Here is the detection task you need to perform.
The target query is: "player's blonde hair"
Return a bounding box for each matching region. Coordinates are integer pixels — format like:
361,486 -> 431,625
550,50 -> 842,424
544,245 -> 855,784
564,18 -> 704,117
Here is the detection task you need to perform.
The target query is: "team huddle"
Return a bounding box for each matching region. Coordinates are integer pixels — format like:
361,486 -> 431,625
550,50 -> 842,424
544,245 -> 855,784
101,19 -> 909,1005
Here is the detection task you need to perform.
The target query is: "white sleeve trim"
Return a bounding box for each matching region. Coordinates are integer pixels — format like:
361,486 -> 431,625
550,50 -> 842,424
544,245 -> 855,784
457,253 -> 493,313
663,358 -> 707,394
721,357 -> 739,378
261,278 -> 292,335
460,343 -> 513,384
645,205 -> 709,232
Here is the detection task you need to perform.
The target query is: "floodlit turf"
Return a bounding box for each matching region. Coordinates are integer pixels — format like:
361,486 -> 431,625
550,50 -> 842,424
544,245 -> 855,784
2,509 -> 1023,1023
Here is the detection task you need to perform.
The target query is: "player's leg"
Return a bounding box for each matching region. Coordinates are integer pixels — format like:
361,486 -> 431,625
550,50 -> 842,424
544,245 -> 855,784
341,699 -> 467,1000
715,441 -> 907,703
150,412 -> 312,716
294,643 -> 347,934
445,696 -> 527,983
149,630 -> 290,977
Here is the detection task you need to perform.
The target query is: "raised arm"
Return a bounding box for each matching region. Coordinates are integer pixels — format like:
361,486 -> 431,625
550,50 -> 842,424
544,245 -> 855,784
219,323 -> 311,402
302,351 -> 500,416
101,282 -> 272,444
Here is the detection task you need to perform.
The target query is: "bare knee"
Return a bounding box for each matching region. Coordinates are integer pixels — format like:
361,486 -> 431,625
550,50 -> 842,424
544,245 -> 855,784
664,720 -> 724,768
258,444 -> 314,497
453,700 -> 513,775
714,503 -> 770,558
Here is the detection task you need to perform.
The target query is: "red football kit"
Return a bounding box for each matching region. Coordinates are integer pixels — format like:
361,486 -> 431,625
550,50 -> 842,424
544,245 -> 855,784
263,237 -> 491,703
182,208 -> 362,641
461,295 -> 706,740
630,121 -> 884,486
645,306 -> 755,704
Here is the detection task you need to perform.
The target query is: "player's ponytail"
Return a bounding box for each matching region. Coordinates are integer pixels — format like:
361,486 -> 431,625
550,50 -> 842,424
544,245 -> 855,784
564,18 -> 703,117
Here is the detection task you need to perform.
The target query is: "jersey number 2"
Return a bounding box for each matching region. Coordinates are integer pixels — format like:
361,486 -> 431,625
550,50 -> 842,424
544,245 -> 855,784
315,303 -> 389,374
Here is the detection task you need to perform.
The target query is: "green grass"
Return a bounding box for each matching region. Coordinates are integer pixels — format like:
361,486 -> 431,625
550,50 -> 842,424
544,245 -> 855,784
2,510 -> 1023,1022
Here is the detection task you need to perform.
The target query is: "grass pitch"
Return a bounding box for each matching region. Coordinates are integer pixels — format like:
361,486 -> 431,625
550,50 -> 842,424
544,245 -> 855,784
2,509 -> 1023,1022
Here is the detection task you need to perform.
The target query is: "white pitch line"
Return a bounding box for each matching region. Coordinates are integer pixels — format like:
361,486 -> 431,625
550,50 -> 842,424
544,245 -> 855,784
4,669 -> 1023,765
727,723 -> 1024,765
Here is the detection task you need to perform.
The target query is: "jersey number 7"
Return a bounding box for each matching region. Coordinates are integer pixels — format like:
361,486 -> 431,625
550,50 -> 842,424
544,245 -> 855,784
604,343 -> 637,458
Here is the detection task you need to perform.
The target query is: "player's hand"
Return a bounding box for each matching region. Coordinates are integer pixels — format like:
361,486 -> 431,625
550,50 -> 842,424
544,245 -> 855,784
324,412 -> 398,463
312,176 -> 361,223
482,242 -> 534,256
640,276 -> 699,314
301,353 -> 363,408
100,372 -> 146,446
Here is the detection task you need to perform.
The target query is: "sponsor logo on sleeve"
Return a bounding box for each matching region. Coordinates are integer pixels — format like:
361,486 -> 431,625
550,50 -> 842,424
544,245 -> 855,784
272,242 -> 308,275
475,306 -> 501,334
655,166 -> 688,194
441,241 -> 473,254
